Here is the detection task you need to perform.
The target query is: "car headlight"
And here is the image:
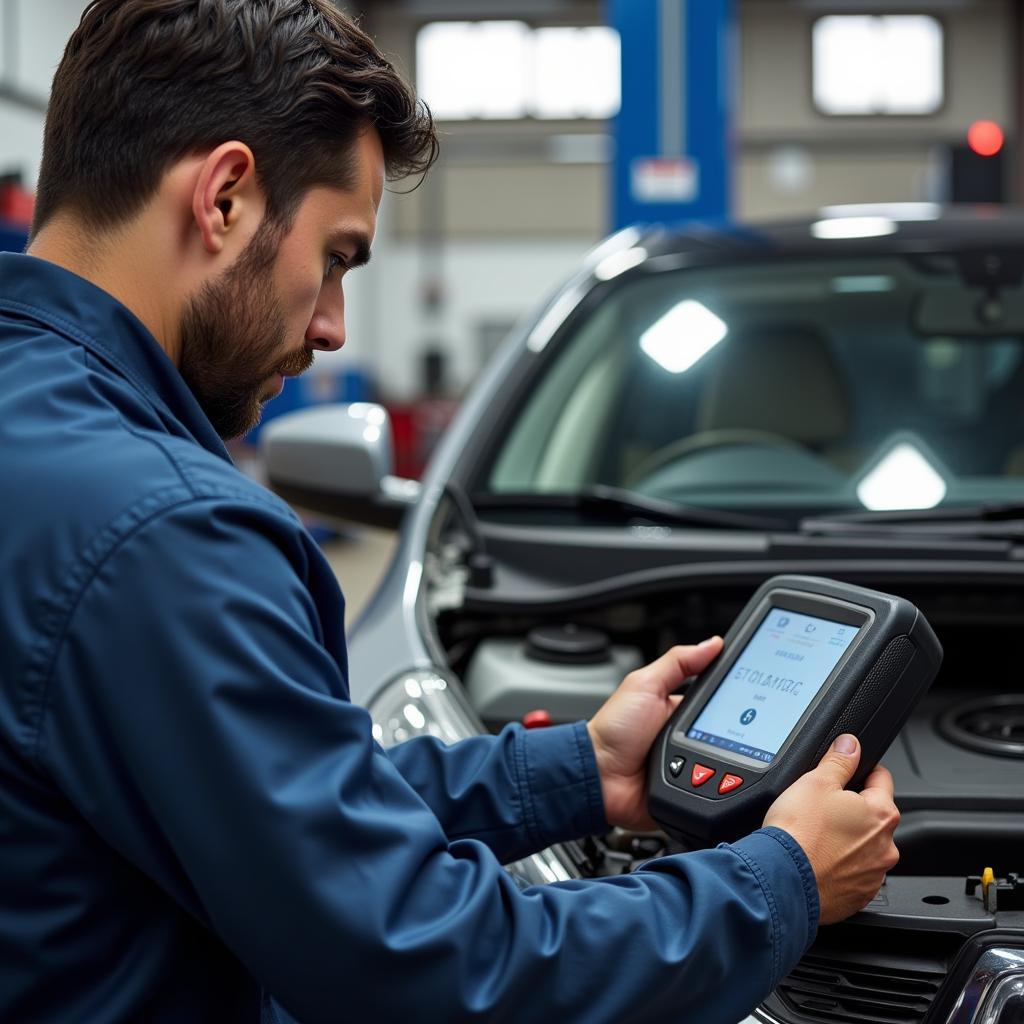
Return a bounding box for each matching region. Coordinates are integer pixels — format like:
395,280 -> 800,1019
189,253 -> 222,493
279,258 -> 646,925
978,974 -> 1024,1024
947,948 -> 1024,1024
368,669 -> 580,886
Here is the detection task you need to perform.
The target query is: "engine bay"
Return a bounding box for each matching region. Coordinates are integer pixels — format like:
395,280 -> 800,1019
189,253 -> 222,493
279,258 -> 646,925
421,513 -> 1024,1021
435,575 -> 1024,881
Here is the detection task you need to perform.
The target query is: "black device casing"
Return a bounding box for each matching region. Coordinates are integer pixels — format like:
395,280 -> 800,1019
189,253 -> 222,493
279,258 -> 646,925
648,575 -> 943,848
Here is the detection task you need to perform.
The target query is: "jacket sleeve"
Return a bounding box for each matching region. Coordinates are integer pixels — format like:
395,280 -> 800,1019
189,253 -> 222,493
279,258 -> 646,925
41,498 -> 819,1024
384,722 -> 608,864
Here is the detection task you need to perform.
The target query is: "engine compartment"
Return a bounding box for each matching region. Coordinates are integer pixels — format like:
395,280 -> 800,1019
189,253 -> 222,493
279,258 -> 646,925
436,576 -> 1024,880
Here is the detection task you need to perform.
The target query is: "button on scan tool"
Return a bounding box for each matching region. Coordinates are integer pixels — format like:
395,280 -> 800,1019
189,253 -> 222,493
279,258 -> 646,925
718,774 -> 743,794
690,764 -> 715,787
668,756 -> 686,778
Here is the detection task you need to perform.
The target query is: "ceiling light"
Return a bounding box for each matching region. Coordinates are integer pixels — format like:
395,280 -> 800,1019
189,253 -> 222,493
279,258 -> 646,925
640,300 -> 728,374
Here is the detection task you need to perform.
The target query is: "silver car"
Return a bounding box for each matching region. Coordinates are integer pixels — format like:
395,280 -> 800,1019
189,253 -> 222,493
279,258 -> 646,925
265,205 -> 1024,1024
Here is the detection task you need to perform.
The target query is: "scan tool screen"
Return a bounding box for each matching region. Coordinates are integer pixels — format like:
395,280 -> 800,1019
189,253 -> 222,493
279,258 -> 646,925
684,609 -> 860,764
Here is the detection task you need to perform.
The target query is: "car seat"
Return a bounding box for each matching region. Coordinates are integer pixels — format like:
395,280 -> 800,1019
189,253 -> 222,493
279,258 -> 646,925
625,324 -> 855,488
697,324 -> 852,448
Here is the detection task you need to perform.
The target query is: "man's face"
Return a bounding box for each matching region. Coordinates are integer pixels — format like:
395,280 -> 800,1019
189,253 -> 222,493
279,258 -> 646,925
179,130 -> 384,440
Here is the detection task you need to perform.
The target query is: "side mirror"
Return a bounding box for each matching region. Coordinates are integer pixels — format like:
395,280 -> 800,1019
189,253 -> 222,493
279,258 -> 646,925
261,403 -> 421,529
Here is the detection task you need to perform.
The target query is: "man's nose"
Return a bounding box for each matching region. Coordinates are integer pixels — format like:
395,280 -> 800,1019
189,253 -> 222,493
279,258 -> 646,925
306,282 -> 348,352
305,311 -> 346,353
308,331 -> 345,352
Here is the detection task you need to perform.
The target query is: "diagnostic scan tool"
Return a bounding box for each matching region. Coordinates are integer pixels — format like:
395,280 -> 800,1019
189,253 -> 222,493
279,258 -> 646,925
649,575 -> 942,847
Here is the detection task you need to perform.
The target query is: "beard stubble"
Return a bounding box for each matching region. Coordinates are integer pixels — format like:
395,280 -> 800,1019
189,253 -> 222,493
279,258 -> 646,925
179,217 -> 314,440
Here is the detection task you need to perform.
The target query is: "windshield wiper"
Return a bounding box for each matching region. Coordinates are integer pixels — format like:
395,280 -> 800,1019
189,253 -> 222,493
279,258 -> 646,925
802,502 -> 1024,540
473,485 -> 788,531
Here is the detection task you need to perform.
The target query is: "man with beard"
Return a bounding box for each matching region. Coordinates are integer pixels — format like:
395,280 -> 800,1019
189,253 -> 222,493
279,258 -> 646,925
0,2 -> 901,1022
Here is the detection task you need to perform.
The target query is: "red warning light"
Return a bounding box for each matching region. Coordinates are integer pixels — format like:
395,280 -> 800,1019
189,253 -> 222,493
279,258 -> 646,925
967,120 -> 1004,158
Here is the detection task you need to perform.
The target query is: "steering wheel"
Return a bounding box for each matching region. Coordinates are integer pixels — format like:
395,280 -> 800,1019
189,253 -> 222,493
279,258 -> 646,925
624,429 -> 810,490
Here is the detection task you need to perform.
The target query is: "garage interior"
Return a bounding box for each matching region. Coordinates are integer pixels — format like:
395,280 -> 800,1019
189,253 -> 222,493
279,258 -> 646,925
4,2 -> 1024,1022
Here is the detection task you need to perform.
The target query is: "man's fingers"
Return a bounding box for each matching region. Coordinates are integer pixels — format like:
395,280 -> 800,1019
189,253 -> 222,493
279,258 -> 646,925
812,734 -> 861,790
859,763 -> 895,802
626,638 -> 723,699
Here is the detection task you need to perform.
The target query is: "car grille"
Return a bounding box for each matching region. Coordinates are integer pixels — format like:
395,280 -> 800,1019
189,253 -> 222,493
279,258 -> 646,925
760,927 -> 961,1024
773,955 -> 945,1023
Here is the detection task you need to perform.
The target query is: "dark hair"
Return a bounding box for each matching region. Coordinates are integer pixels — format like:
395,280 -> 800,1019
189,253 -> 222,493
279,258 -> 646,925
33,0 -> 438,234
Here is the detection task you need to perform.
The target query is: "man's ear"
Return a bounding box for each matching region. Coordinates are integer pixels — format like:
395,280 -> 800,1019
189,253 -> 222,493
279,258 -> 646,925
191,141 -> 261,255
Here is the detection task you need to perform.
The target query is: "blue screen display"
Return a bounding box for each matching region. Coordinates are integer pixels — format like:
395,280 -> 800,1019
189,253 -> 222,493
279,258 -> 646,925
684,608 -> 859,764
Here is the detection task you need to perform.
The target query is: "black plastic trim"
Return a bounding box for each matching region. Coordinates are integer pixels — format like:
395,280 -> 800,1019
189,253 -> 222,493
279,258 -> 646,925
269,482 -> 407,530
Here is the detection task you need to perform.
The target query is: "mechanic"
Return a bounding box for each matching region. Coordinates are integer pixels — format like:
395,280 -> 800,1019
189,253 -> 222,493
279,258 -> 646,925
0,2 -> 900,1022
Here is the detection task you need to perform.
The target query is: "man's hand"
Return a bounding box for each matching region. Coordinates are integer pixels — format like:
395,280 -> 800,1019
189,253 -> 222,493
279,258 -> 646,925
587,638 -> 723,831
763,734 -> 900,924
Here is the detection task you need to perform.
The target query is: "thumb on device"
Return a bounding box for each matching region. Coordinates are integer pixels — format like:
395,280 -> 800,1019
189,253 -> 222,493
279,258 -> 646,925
813,733 -> 860,790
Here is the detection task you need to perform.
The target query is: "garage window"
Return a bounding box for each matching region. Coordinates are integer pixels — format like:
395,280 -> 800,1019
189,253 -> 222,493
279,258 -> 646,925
812,15 -> 944,116
416,21 -> 620,121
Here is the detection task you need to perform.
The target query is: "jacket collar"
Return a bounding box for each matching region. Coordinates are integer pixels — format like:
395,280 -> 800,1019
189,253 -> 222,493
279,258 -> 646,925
0,252 -> 231,462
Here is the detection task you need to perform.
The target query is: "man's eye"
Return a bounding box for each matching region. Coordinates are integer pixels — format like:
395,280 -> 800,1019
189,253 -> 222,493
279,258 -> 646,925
325,253 -> 347,278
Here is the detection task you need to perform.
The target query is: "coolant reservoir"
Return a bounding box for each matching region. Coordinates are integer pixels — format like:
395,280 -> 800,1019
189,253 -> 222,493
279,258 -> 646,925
464,625 -> 643,727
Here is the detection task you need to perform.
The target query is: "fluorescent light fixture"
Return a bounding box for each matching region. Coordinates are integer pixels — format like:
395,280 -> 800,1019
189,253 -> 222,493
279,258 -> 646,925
857,443 -> 947,511
832,275 -> 896,294
594,246 -> 647,282
417,21 -> 620,121
417,21 -> 531,119
813,15 -> 943,116
811,217 -> 897,240
640,301 -> 728,374
533,27 -> 621,119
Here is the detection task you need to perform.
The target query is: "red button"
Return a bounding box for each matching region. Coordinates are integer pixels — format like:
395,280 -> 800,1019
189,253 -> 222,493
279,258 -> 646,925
691,763 -> 715,787
718,773 -> 744,794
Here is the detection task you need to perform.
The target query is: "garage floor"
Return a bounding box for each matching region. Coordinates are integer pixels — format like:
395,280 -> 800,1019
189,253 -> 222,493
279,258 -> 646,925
320,527 -> 398,625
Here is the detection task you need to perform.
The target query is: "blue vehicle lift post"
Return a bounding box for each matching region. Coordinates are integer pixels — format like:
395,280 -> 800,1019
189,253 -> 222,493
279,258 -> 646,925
609,0 -> 735,230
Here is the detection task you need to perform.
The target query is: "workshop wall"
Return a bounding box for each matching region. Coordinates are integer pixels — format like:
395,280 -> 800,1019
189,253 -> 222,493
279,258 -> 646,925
0,0 -> 81,186
737,0 -> 1017,217
2,0 -> 1020,405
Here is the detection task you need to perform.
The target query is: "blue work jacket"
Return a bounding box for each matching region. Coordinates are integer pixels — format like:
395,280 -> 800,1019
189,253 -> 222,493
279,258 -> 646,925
0,253 -> 818,1023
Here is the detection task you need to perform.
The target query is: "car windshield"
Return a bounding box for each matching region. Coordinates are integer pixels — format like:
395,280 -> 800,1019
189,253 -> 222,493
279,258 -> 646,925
483,251 -> 1024,520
